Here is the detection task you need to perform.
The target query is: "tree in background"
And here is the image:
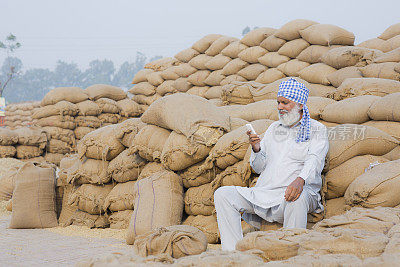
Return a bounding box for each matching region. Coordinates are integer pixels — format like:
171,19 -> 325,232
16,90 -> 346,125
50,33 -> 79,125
53,60 -> 82,87
112,52 -> 147,89
0,34 -> 21,97
80,59 -> 115,87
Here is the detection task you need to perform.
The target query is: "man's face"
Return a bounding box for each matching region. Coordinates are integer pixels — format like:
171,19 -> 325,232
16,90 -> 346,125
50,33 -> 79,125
277,96 -> 302,115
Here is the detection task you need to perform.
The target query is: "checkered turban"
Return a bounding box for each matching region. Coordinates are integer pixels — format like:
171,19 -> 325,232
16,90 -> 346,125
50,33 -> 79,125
277,78 -> 310,143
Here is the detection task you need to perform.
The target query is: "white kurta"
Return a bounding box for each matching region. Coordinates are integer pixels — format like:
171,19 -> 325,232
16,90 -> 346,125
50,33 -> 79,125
236,118 -> 329,227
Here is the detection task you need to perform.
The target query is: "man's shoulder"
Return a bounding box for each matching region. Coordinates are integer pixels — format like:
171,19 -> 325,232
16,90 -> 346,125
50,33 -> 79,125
310,118 -> 327,130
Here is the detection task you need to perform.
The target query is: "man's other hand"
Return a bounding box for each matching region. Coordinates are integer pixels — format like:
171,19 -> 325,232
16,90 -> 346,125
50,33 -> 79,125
285,177 -> 305,202
247,130 -> 261,152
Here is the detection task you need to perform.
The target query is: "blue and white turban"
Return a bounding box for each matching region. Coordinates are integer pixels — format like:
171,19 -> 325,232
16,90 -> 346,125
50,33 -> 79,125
277,78 -> 310,143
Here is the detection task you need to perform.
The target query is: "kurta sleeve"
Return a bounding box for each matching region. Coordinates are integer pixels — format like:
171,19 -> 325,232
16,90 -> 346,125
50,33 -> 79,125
298,124 -> 329,182
250,131 -> 268,174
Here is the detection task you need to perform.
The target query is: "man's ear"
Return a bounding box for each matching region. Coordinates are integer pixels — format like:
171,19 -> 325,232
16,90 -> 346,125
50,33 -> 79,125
299,104 -> 303,109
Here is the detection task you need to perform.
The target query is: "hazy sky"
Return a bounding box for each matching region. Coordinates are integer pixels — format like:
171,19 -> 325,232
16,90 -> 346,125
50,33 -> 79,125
1,0 -> 399,70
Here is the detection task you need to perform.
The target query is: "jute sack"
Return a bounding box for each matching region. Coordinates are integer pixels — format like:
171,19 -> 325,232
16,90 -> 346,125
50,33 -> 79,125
187,70 -> 211,86
36,115 -> 76,130
184,182 -> 215,216
368,92 -> 400,121
126,170 -> 183,245
160,66 -> 180,80
43,127 -> 75,146
174,250 -> 265,266
0,145 -> 16,157
172,78 -> 192,93
70,210 -> 109,228
108,210 -> 133,229
218,100 -> 279,121
278,39 -> 310,59
0,168 -> 18,201
374,47 -> 400,63
221,41 -> 248,58
144,57 -> 180,72
326,66 -> 363,88
258,52 -> 290,68
187,87 -> 210,98
103,181 -> 136,212
137,162 -> 166,181
58,154 -> 79,186
192,34 -> 223,53
128,82 -> 156,96
220,81 -> 260,105
220,74 -> 247,86
230,117 -> 249,131
379,22 -> 400,40
44,153 -> 64,166
363,121 -> 400,140
67,158 -> 110,185
74,127 -> 95,140
237,64 -> 266,80
76,100 -> 101,116
212,160 -> 251,189
299,24 -> 355,46
183,215 -> 219,244
15,145 -> 43,159
77,124 -> 125,161
174,48 -> 200,63
98,113 -> 120,125
174,63 -> 197,77
324,197 -> 348,218
306,96 -> 336,120
47,139 -> 73,154
324,155 -> 389,199
357,37 -> 386,51
133,225 -> 208,259
360,62 -> 400,81
204,70 -> 225,87
255,68 -> 286,84
205,36 -> 237,56
260,35 -> 286,52
14,127 -> 47,148
85,84 -> 127,101
325,124 -> 399,171
6,199 -> 12,211
345,159 -> 400,208
238,46 -> 268,64
322,46 -> 384,69
161,131 -> 211,171
41,87 -> 88,106
334,78 -> 400,100
131,68 -> 154,84
58,185 -> 77,226
93,98 -> 119,114
296,45 -> 334,64
321,95 -> 380,124
188,54 -> 212,70
141,93 -> 230,146
179,159 -> 220,188
240,27 -> 276,47
9,162 -> 58,228
0,128 -> 18,145
69,183 -> 114,214
107,149 -> 146,182
221,58 -> 249,75
298,63 -> 336,85
156,80 -> 176,96
32,101 -> 78,119
381,35 -> 400,53
208,119 -> 274,169
275,253 -> 362,266
132,125 -> 171,162
383,146 -> 400,161
116,99 -> 141,117
75,115 -> 102,128
113,118 -> 147,148
277,59 -> 310,77
274,19 -> 318,41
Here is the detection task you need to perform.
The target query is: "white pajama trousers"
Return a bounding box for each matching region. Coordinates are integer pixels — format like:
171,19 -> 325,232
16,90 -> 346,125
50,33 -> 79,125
214,186 -> 318,251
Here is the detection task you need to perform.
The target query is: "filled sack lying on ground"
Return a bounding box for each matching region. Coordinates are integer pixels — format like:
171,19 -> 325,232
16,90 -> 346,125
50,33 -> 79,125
183,214 -> 219,244
108,210 -> 133,229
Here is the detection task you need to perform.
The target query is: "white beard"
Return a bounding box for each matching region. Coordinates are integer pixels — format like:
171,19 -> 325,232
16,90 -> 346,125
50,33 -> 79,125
279,104 -> 302,127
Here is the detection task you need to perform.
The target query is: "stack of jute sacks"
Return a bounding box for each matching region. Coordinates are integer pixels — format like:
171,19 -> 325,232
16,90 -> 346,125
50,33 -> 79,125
4,101 -> 41,128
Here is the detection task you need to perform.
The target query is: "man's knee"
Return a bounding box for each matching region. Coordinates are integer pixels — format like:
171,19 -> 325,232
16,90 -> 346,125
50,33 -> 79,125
285,191 -> 309,211
214,186 -> 235,204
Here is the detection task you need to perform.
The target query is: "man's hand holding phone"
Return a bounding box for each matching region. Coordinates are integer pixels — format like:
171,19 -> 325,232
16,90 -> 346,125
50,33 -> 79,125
246,124 -> 261,153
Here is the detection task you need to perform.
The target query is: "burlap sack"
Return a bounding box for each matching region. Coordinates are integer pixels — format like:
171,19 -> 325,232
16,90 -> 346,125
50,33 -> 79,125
178,158 -> 218,188
128,82 -> 156,96
43,127 -> 75,146
9,162 -> 58,228
218,100 -> 279,121
379,23 -> 400,40
276,59 -> 310,77
108,210 -> 133,229
334,78 -> 400,100
368,92 -> 400,121
381,35 -> 400,53
103,181 -> 136,212
98,113 -> 120,124
44,153 -> 64,166
32,101 -> 78,119
275,19 -> 318,41
240,27 -> 275,47
345,159 -> 400,208
184,182 -> 215,216
132,125 -> 171,162
69,183 -> 114,214
325,155 -> 389,199
296,45 -> 332,64
363,121 -> 400,140
75,115 -> 102,128
14,127 -> 47,148
0,145 -> 16,157
187,70 -> 211,87
0,128 -> 18,145
137,162 -> 166,181
175,48 -> 200,62
141,93 -> 230,146
205,36 -> 237,56
74,127 -> 94,140
112,118 -> 146,148
323,197 -> 348,218
36,115 -> 76,130
326,66 -> 363,88
192,34 -> 222,53
258,52 -> 289,68
108,149 -> 146,182
41,87 -> 88,106
220,81 -> 260,105
359,62 -> 400,80
174,250 -> 265,266
274,253 -> 363,266
321,95 -> 380,124
188,54 -> 212,70
70,210 -> 109,228
126,171 -> 183,244
67,158 -> 110,185
204,70 -> 225,87
145,57 -> 180,72
278,39 -> 310,59
325,124 -> 399,170
174,63 -> 197,78
116,99 -> 141,117
322,46 -> 383,69
15,145 -> 43,159
75,100 -> 101,116
221,41 -> 248,58
0,167 -> 18,201
85,84 -> 127,101
58,184 -> 77,226
374,47 -> 400,63
260,35 -> 286,52
77,124 -> 125,161
221,58 -> 249,75
238,46 -> 268,64
306,96 -> 336,120
212,160 -> 251,189
131,69 -> 153,84
183,215 -> 219,244
47,139 -> 73,154
220,75 -> 247,86
160,66 -> 180,80
299,24 -> 355,46
255,68 -> 286,84
133,225 -> 207,259
383,146 -> 400,161
95,98 -> 120,114
357,37 -> 386,51
187,86 -> 210,98
237,64 -> 266,80
298,63 -> 336,85
204,54 -> 232,71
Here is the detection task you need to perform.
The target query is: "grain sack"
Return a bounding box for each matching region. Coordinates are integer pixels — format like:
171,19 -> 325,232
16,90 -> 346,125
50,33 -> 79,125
32,101 -> 78,119
306,96 -> 336,120
126,171 -> 183,244
70,210 -> 109,228
221,81 -> 260,105
44,153 -> 64,166
43,127 -> 75,146
132,125 -> 171,162
212,160 -> 251,189
278,39 -> 310,58
103,181 -> 136,212
41,87 -> 88,106
132,93 -> 162,106
131,69 -> 154,84
145,57 -> 180,72
240,27 -> 275,47
230,117 -> 248,130
379,22 -> 400,40
357,37 -> 386,51
15,145 -> 43,159
258,52 -> 290,68
187,86 -> 209,98
276,253 -> 363,266
179,159 -> 219,188
0,128 -> 18,145
77,124 -> 125,161
345,159 -> 400,208
192,34 -> 222,53
255,68 -> 286,84
368,92 -> 400,121
325,124 -> 399,170
161,131 -> 211,171
218,100 -> 278,121
69,183 -> 114,214
324,197 -> 348,218
9,162 -> 57,228
15,127 -> 47,148
325,155 -> 389,199
146,71 -> 164,86
36,115 -> 76,130
237,64 -> 266,80
174,250 -> 265,266
275,19 -> 318,41
58,154 -> 79,186
75,115 -> 101,128
298,63 -> 336,85
381,35 -> 400,53
116,99 -> 141,117
204,70 -> 225,86
85,84 -> 127,101
94,98 -> 120,114
334,78 -> 400,100
109,210 -> 133,229
113,118 -> 146,148
74,127 -> 94,140
0,146 -> 16,157
204,86 -> 223,100
188,54 -> 212,70
76,100 -> 101,116
205,36 -> 237,56
277,59 -> 310,77
322,46 -> 383,69
203,55 -> 230,71
107,149 -> 146,182
321,95 -> 380,124
175,48 -> 200,62
137,162 -> 166,181
374,47 -> 400,63
141,93 -> 230,146
184,182 -> 215,216
238,46 -> 268,64
300,24 -> 355,46
160,66 -> 180,80
183,215 -> 219,244
220,74 -> 247,86
98,113 -> 120,125
384,146 -> 400,161
128,82 -> 156,96
187,70 -> 211,86
174,63 -> 197,77
133,225 -> 207,259
47,139 -> 73,154
326,66 -> 363,88
221,41 -> 248,58
296,45 -> 333,64
0,168 -> 18,201
363,121 -> 400,140
359,62 -> 400,80
260,35 -> 286,52
221,58 -> 249,75
67,158 -> 110,185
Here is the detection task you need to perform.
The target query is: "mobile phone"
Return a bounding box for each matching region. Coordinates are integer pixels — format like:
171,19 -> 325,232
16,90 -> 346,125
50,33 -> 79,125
246,124 -> 257,135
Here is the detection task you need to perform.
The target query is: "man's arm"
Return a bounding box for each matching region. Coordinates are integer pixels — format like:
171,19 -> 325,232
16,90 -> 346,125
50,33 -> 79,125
248,131 -> 268,174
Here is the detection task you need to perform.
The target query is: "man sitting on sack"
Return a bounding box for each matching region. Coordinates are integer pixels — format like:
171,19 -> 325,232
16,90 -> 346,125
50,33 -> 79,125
214,78 -> 329,251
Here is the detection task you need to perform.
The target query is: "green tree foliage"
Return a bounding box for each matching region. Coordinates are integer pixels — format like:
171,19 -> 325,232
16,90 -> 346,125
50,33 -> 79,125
0,34 -> 22,97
